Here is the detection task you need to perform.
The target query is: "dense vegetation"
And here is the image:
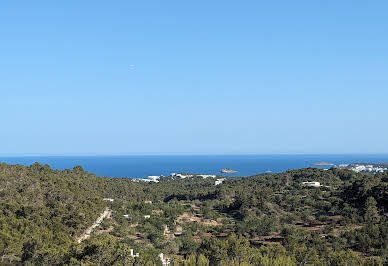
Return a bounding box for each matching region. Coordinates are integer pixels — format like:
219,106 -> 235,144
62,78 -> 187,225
1,162 -> 388,265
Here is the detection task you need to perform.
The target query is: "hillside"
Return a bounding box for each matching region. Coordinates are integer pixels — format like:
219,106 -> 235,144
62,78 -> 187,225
1,163 -> 388,265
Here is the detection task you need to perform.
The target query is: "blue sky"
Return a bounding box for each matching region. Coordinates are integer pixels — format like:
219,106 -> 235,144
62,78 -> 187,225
1,1 -> 387,155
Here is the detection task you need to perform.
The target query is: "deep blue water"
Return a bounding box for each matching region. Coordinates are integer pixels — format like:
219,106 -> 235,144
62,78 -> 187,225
1,154 -> 388,178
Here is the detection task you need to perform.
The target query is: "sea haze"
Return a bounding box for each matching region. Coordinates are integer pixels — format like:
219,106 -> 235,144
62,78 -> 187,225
1,154 -> 388,178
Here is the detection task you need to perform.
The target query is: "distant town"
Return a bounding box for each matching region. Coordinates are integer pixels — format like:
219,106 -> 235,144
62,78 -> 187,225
337,163 -> 388,173
135,173 -> 226,187
136,162 -> 388,184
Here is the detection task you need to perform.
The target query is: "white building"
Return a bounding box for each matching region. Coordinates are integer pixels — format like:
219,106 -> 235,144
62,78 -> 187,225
171,173 -> 193,179
148,176 -> 160,182
103,198 -> 114,202
138,176 -> 160,183
144,215 -> 151,219
302,181 -> 321,187
129,249 -> 139,258
159,253 -> 171,265
353,165 -> 366,173
123,214 -> 130,220
200,174 -> 216,179
215,178 -> 225,186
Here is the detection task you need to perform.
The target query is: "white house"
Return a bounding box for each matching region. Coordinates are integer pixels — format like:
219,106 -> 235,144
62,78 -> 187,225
200,174 -> 216,179
144,215 -> 151,219
171,173 -> 193,179
148,176 -> 160,182
123,214 -> 130,220
302,181 -> 321,187
129,249 -> 139,258
138,176 -> 160,183
215,178 -> 225,186
103,198 -> 114,202
159,253 -> 171,265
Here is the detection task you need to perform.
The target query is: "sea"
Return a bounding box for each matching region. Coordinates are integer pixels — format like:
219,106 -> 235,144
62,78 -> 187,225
1,154 -> 388,179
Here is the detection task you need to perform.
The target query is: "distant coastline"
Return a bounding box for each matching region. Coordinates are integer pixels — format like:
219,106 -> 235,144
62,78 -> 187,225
1,154 -> 388,178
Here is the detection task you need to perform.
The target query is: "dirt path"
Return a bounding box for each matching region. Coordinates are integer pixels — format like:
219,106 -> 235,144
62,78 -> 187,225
77,207 -> 111,243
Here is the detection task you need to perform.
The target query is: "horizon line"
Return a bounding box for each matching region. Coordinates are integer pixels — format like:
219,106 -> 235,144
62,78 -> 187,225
1,153 -> 388,157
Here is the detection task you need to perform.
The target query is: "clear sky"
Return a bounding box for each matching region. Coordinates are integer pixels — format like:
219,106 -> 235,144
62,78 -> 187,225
1,1 -> 387,155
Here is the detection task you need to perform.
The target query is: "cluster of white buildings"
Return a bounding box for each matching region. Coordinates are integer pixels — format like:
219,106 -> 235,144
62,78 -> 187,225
137,175 -> 161,183
136,173 -> 219,183
339,164 -> 388,173
170,173 -> 216,179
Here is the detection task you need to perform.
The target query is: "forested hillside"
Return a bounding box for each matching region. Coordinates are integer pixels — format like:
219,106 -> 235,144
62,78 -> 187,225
0,162 -> 145,265
1,163 -> 388,265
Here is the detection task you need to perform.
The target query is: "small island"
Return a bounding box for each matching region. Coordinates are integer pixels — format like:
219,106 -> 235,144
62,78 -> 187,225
221,168 -> 237,173
312,161 -> 334,166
